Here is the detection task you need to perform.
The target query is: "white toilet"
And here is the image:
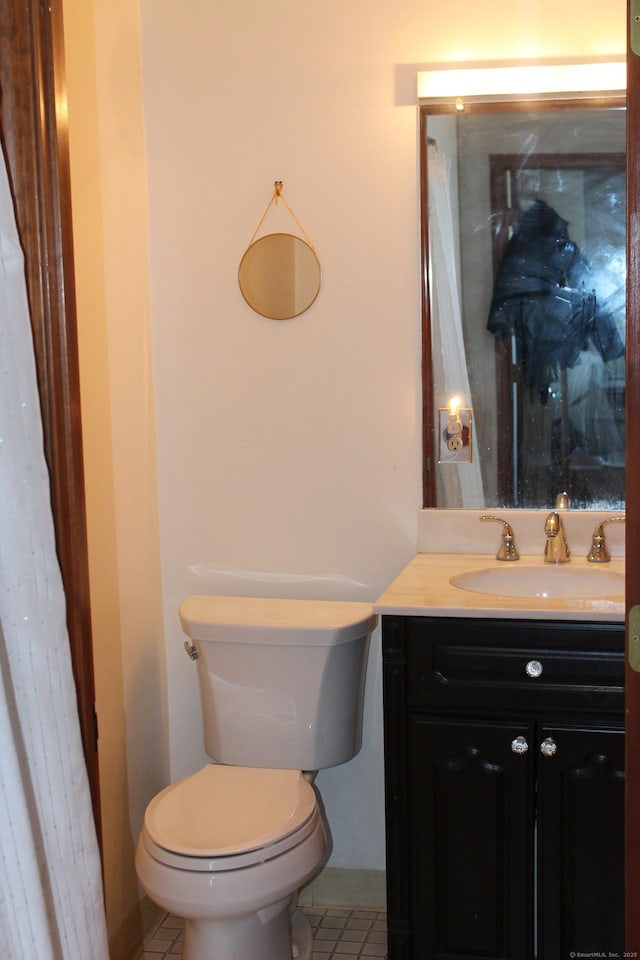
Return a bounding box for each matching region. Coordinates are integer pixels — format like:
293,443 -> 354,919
135,595 -> 377,960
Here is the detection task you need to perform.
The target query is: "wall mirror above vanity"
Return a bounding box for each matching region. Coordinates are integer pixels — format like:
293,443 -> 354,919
420,91 -> 627,511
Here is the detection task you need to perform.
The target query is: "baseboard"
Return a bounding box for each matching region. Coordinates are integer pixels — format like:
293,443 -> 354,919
110,895 -> 165,960
298,867 -> 386,910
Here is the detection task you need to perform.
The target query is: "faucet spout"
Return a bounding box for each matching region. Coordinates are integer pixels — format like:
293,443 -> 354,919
544,511 -> 570,564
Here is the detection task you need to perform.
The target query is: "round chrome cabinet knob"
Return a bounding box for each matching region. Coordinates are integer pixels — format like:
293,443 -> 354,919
511,736 -> 529,755
540,737 -> 558,757
525,659 -> 543,678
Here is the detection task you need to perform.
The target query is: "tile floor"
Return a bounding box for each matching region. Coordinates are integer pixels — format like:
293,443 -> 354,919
137,905 -> 388,959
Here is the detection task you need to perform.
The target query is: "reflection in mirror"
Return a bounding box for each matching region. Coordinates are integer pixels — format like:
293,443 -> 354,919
238,233 -> 321,320
422,103 -> 626,510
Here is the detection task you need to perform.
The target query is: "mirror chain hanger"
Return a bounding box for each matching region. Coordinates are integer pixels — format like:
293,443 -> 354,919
248,181 -> 317,253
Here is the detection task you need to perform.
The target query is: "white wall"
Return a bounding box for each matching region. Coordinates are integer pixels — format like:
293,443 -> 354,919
63,0 -> 168,947
140,0 -> 423,871
139,0 -> 625,872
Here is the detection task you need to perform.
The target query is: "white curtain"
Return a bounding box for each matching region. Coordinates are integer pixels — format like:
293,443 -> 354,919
428,142 -> 485,508
0,151 -> 108,958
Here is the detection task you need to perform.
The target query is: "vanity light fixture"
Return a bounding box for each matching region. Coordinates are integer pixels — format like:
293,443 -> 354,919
417,58 -> 626,106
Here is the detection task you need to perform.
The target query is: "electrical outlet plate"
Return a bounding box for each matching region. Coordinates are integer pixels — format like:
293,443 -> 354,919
438,408 -> 472,463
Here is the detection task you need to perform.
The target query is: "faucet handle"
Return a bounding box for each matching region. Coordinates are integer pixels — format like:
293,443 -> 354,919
480,516 -> 520,561
555,491 -> 571,509
586,515 -> 625,563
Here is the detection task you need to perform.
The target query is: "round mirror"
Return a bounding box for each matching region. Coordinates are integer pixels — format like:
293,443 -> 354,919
238,233 -> 321,320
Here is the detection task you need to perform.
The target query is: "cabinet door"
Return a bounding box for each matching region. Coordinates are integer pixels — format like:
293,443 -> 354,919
537,724 -> 624,960
408,717 -> 535,960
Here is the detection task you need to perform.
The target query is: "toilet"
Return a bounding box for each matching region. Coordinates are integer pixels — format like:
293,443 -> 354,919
135,595 -> 377,960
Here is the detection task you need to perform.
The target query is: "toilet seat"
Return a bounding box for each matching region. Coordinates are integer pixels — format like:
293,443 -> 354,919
142,765 -> 319,872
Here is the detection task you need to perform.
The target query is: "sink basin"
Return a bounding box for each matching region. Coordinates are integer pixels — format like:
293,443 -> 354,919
450,565 -> 624,600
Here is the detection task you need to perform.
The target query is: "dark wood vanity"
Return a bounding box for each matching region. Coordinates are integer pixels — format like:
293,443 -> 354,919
382,615 -> 624,960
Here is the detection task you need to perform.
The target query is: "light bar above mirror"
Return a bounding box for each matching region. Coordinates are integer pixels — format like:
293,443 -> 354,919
417,59 -> 626,107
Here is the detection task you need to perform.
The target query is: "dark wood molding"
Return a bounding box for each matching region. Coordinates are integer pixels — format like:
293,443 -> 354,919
0,0 -> 101,843
419,108 -> 436,507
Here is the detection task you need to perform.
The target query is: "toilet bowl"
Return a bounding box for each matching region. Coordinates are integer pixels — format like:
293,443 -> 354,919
135,765 -> 327,960
136,596 -> 377,960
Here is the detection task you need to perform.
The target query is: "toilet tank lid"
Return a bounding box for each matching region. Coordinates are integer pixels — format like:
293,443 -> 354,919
179,595 -> 378,645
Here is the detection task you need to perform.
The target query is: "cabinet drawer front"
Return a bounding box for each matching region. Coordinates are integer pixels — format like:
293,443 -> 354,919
404,617 -> 624,713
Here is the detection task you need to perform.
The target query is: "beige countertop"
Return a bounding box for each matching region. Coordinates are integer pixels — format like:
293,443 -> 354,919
374,553 -> 625,622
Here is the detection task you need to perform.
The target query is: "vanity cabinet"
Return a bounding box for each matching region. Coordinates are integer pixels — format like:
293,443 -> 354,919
382,616 -> 624,960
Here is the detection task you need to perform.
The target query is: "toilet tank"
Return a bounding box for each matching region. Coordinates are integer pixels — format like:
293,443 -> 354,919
179,596 -> 378,770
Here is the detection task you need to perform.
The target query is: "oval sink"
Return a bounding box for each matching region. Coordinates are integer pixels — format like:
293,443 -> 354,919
450,565 -> 624,600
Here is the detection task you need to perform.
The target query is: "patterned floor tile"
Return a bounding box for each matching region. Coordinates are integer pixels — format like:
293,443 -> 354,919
136,906 -> 387,959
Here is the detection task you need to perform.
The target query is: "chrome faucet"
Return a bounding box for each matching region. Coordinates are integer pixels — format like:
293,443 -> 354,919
544,511 -> 570,564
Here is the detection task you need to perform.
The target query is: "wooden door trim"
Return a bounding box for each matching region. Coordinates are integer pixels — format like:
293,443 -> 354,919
0,0 -> 101,843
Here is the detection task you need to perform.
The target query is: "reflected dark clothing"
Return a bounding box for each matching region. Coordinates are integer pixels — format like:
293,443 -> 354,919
487,199 -> 624,400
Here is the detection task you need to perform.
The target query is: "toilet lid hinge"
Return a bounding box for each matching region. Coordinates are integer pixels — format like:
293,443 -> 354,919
184,640 -> 199,661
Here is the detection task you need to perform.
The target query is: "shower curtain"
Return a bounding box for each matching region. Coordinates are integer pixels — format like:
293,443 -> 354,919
428,142 -> 485,508
0,151 -> 108,957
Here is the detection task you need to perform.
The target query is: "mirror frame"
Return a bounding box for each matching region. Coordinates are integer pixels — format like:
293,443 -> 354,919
419,94 -> 627,507
238,232 -> 321,320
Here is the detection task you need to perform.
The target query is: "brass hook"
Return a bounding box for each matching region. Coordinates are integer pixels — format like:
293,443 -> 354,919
274,180 -> 283,204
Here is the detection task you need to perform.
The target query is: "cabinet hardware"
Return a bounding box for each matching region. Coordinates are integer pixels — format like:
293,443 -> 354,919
525,659 -> 543,678
540,737 -> 557,757
511,735 -> 529,755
